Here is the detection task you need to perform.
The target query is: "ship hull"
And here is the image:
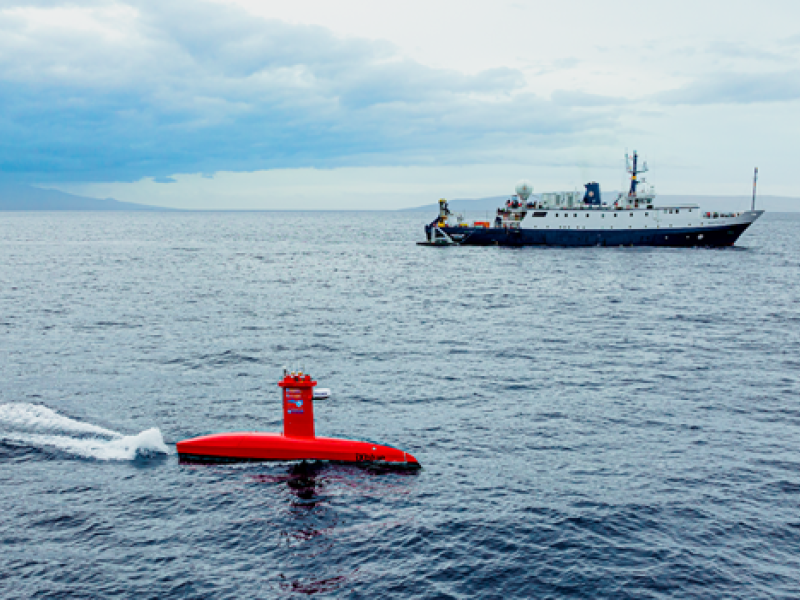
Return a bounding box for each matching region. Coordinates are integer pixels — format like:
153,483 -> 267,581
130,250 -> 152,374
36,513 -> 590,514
177,432 -> 420,468
434,222 -> 755,248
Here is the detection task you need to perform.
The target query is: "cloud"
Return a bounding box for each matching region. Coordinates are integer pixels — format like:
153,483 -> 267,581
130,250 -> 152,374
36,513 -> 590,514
656,70 -> 800,105
551,90 -> 627,107
0,0 -> 614,183
152,176 -> 176,183
705,41 -> 796,64
5,0 -> 794,185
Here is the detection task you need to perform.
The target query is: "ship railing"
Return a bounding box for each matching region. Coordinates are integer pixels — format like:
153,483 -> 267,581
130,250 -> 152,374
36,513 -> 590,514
704,212 -> 742,218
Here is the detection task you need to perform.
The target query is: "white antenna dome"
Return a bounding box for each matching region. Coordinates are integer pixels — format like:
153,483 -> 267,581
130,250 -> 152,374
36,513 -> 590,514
515,180 -> 533,201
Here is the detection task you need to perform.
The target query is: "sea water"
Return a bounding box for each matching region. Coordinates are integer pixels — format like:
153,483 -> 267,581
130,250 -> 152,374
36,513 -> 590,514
1,211 -> 799,598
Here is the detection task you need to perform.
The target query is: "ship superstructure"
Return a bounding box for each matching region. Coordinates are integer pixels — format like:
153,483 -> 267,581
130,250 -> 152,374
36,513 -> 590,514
421,152 -> 763,248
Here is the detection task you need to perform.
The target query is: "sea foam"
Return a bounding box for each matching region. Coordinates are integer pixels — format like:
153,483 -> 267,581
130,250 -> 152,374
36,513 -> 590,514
0,403 -> 170,460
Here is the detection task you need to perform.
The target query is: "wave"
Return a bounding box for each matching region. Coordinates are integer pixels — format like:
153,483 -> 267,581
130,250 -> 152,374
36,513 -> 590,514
0,403 -> 120,436
0,403 -> 170,460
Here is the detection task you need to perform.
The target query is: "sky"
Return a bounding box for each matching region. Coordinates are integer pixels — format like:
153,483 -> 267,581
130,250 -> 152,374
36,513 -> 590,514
1,0 -> 799,209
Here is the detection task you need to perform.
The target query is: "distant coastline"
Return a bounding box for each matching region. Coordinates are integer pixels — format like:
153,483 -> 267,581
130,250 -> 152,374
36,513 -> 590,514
2,183 -> 798,212
0,184 -> 176,211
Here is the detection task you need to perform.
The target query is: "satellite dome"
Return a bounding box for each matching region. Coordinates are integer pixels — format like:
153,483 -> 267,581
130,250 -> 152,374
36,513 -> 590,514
515,179 -> 533,201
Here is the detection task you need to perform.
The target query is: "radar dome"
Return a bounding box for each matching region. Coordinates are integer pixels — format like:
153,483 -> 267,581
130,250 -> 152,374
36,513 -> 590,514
515,180 -> 533,201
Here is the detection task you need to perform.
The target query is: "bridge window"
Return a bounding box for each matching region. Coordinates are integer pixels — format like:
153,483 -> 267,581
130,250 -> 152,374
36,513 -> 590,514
630,213 -> 633,217
645,212 -> 649,216
676,209 -> 680,214
614,213 -> 618,217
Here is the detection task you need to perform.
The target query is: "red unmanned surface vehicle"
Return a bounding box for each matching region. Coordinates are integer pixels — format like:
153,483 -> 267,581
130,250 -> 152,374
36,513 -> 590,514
176,371 -> 420,468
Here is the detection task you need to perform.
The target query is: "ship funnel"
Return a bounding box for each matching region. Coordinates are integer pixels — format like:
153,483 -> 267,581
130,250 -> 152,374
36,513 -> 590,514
584,182 -> 601,205
515,180 -> 533,201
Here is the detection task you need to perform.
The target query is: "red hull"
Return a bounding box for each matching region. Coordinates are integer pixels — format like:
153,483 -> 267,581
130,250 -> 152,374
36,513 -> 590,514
176,432 -> 420,468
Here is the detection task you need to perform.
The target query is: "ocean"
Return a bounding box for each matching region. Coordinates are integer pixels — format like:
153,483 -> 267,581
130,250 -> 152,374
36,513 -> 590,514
1,211 -> 799,598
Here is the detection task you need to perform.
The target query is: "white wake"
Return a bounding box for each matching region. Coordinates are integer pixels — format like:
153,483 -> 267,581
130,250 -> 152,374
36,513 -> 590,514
0,403 -> 170,460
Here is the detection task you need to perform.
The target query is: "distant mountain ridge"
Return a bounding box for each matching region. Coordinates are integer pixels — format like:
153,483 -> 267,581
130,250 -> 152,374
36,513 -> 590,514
3,183 -> 796,212
0,184 -> 174,211
403,194 -> 800,213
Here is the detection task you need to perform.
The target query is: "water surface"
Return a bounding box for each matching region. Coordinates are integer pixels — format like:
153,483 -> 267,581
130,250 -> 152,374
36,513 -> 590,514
1,211 -> 799,598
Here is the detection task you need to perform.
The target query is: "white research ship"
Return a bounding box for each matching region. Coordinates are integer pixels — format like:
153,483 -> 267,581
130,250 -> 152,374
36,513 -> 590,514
421,152 -> 763,247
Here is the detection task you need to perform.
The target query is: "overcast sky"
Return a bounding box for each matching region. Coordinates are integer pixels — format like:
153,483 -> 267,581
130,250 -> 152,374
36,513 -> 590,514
2,0 -> 799,209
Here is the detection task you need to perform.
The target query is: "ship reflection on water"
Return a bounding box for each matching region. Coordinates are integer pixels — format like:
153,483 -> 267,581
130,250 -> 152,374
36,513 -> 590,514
286,460 -> 326,506
244,460 -> 419,594
250,462 -> 354,594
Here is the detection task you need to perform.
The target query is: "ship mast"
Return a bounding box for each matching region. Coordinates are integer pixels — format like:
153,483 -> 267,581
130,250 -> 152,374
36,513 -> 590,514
626,150 -> 648,198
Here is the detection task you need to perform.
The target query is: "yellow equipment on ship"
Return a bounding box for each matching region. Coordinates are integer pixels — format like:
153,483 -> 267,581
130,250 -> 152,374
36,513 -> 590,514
437,198 -> 449,226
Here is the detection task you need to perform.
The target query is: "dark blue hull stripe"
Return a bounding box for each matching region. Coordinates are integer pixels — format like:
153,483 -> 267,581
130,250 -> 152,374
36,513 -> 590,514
439,223 -> 752,247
